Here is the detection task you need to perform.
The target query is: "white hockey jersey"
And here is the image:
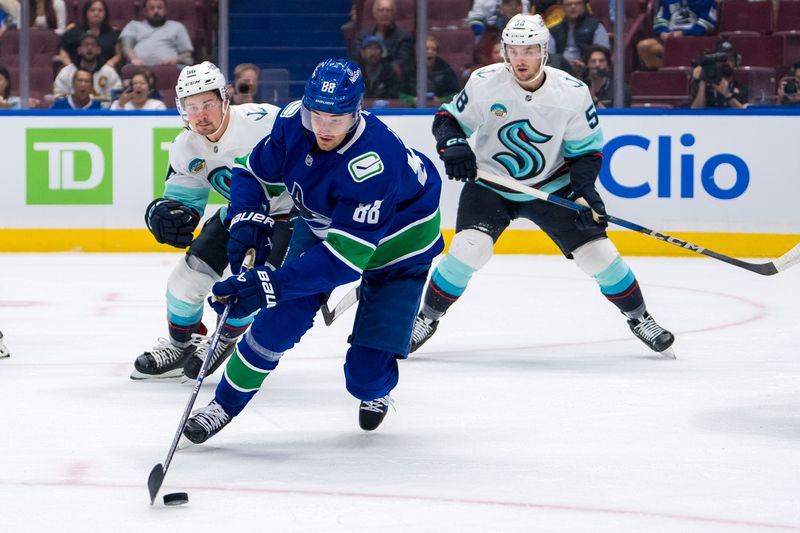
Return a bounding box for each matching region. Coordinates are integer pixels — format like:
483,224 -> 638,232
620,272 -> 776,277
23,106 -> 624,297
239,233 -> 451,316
441,64 -> 604,201
164,103 -> 293,217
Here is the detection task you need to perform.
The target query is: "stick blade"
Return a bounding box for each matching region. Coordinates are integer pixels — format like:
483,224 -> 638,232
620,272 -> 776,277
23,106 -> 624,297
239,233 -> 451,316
773,242 -> 800,273
147,463 -> 165,505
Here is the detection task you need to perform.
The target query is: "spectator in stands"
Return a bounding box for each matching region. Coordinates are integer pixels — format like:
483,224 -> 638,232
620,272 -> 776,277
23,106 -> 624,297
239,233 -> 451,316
350,0 -> 413,77
0,1 -> 18,37
690,41 -> 747,109
120,0 -> 194,68
474,0 -> 524,65
0,64 -> 42,108
59,1 -> 121,69
422,34 -> 460,99
53,32 -> 121,102
229,63 -> 261,105
583,44 -> 629,108
359,35 -> 401,99
548,0 -> 609,77
636,0 -> 717,70
50,68 -> 103,109
29,0 -> 66,34
110,69 -> 166,110
777,61 -> 800,106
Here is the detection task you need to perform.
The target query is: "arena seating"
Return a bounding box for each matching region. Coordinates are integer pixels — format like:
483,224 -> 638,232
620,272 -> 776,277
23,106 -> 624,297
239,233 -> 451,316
717,0 -> 774,37
630,69 -> 691,107
775,0 -> 800,34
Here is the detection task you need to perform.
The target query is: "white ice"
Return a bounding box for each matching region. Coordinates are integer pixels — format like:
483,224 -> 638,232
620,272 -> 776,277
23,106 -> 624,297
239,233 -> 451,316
1,252 -> 799,532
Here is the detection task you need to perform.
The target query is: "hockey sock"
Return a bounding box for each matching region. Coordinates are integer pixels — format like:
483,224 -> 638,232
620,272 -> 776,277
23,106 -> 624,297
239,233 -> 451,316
593,256 -> 646,317
167,319 -> 206,348
422,254 -> 476,319
215,337 -> 284,417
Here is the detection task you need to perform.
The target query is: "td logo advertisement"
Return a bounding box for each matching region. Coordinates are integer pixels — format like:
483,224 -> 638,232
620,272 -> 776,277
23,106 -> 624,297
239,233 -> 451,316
26,128 -> 113,205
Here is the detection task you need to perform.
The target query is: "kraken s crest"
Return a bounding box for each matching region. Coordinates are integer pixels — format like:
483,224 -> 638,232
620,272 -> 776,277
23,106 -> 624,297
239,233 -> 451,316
208,166 -> 232,200
492,120 -> 552,180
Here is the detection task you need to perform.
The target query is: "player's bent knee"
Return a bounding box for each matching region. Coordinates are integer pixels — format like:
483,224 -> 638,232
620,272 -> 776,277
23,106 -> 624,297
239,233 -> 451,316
448,228 -> 494,270
167,255 -> 220,303
572,238 -> 620,277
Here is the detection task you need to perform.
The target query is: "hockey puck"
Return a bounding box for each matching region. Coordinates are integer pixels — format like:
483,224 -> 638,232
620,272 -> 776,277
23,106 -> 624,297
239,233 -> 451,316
163,492 -> 189,506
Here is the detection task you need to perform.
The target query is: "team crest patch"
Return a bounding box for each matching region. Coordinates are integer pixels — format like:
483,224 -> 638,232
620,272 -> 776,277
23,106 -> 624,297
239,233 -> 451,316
305,153 -> 313,166
348,152 -> 383,182
491,103 -> 508,118
188,158 -> 206,173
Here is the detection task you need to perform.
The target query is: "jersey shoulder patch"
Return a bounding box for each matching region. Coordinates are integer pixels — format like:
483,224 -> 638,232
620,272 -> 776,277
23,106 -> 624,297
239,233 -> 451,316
347,151 -> 384,182
280,100 -> 302,118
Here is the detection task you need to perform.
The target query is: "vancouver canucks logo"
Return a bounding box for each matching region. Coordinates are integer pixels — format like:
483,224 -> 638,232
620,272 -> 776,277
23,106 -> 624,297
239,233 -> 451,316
492,120 -> 552,180
207,166 -> 232,200
290,182 -> 331,231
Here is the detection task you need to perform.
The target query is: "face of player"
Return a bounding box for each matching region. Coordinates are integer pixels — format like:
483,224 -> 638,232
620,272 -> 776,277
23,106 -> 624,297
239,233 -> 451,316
184,92 -> 225,135
309,110 -> 354,151
505,44 -> 544,83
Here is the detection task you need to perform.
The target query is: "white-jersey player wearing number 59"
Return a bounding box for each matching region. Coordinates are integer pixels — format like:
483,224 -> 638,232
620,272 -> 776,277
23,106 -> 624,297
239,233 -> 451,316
411,14 -> 675,356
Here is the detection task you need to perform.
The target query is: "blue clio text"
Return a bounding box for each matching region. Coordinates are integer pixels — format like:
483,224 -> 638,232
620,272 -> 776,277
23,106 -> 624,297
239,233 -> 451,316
599,134 -> 750,199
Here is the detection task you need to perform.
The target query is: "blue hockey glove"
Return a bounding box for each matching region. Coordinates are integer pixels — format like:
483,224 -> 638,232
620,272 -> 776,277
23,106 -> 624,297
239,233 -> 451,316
209,266 -> 278,319
437,138 -> 477,182
145,198 -> 199,248
572,187 -> 608,230
227,210 -> 275,272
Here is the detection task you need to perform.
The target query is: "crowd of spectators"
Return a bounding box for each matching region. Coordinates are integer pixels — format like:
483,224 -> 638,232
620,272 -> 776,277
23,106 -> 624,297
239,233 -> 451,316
1,0 -> 799,110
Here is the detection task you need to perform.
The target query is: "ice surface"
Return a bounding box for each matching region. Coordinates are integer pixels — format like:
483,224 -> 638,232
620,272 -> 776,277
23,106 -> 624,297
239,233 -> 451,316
1,253 -> 798,532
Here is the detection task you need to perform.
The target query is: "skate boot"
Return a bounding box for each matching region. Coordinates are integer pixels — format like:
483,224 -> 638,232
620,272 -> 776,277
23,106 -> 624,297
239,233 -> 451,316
183,400 -> 232,444
0,331 -> 9,358
358,395 -> 394,431
628,312 -> 675,356
182,336 -> 238,380
130,334 -> 205,380
410,313 -> 439,353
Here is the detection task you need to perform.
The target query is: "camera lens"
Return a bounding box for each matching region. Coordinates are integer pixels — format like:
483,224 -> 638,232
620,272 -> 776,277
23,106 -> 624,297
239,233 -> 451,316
237,83 -> 250,94
785,79 -> 799,95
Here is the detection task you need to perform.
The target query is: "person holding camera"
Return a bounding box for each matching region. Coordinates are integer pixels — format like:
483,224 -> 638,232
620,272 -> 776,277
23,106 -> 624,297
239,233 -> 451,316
583,44 -> 629,108
229,63 -> 261,105
110,68 -> 166,110
777,61 -> 800,106
690,41 -> 748,109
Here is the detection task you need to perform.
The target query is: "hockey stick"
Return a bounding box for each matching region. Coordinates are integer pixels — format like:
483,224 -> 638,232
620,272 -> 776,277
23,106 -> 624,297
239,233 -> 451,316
476,171 -> 800,276
147,249 -> 256,505
320,285 -> 361,326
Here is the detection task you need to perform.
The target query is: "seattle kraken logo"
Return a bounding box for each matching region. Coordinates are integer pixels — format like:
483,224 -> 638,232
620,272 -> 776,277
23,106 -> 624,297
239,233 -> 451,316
208,166 -> 232,200
492,120 -> 552,180
291,183 -> 331,231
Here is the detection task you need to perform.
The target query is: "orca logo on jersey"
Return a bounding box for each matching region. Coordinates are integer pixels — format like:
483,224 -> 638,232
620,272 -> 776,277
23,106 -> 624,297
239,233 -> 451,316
492,120 -> 552,180
290,183 -> 332,231
207,167 -> 232,201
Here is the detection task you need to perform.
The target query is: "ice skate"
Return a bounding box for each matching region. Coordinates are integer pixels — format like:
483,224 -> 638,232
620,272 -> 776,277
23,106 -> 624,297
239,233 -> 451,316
358,395 -> 394,431
0,331 -> 9,358
130,335 -> 204,380
410,313 -> 438,353
628,312 -> 676,358
183,400 -> 232,444
183,336 -> 238,380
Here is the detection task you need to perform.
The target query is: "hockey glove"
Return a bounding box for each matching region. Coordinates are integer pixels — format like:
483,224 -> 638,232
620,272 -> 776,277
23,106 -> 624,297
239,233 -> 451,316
227,210 -> 275,272
571,187 -> 608,230
145,198 -> 200,248
209,266 -> 278,319
438,138 -> 477,182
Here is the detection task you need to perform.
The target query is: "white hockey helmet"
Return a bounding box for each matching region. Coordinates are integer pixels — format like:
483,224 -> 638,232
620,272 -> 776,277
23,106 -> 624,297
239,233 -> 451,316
175,61 -> 229,125
501,14 -> 550,81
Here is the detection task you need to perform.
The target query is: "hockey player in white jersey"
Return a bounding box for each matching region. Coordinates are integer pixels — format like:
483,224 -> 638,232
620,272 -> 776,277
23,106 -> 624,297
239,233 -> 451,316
411,14 -> 675,356
131,61 -> 293,380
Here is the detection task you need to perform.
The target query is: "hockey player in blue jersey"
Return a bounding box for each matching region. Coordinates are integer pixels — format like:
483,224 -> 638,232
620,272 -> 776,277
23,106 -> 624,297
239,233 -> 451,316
182,58 -> 444,442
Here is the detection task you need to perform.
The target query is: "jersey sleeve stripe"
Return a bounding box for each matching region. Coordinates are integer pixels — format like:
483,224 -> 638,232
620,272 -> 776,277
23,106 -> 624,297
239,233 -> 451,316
564,129 -> 604,158
164,181 -> 211,214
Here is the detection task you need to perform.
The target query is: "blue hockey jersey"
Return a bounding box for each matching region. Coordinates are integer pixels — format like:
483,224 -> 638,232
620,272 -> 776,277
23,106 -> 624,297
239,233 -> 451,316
231,101 -> 444,301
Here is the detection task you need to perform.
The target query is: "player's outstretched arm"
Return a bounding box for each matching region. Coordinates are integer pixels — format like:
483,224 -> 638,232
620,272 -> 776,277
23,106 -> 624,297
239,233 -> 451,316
432,111 -> 477,182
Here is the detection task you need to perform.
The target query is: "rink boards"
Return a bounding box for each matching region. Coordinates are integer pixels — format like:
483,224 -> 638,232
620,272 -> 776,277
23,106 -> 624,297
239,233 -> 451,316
1,108 -> 799,255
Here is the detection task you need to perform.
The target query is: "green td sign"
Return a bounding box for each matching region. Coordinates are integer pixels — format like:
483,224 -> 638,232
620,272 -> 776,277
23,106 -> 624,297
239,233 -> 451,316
26,128 -> 113,205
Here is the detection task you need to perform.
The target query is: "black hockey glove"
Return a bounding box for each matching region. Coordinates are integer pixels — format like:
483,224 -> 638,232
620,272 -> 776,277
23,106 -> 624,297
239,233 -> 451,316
571,187 -> 608,230
145,198 -> 200,248
227,209 -> 275,272
437,138 -> 477,182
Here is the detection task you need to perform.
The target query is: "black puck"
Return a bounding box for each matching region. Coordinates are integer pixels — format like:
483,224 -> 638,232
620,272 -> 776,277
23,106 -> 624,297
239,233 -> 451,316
163,492 -> 189,506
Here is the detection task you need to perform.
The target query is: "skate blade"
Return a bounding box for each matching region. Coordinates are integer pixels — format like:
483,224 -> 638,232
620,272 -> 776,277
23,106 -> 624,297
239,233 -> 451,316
177,435 -> 195,451
129,370 -> 184,381
658,347 -> 677,360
